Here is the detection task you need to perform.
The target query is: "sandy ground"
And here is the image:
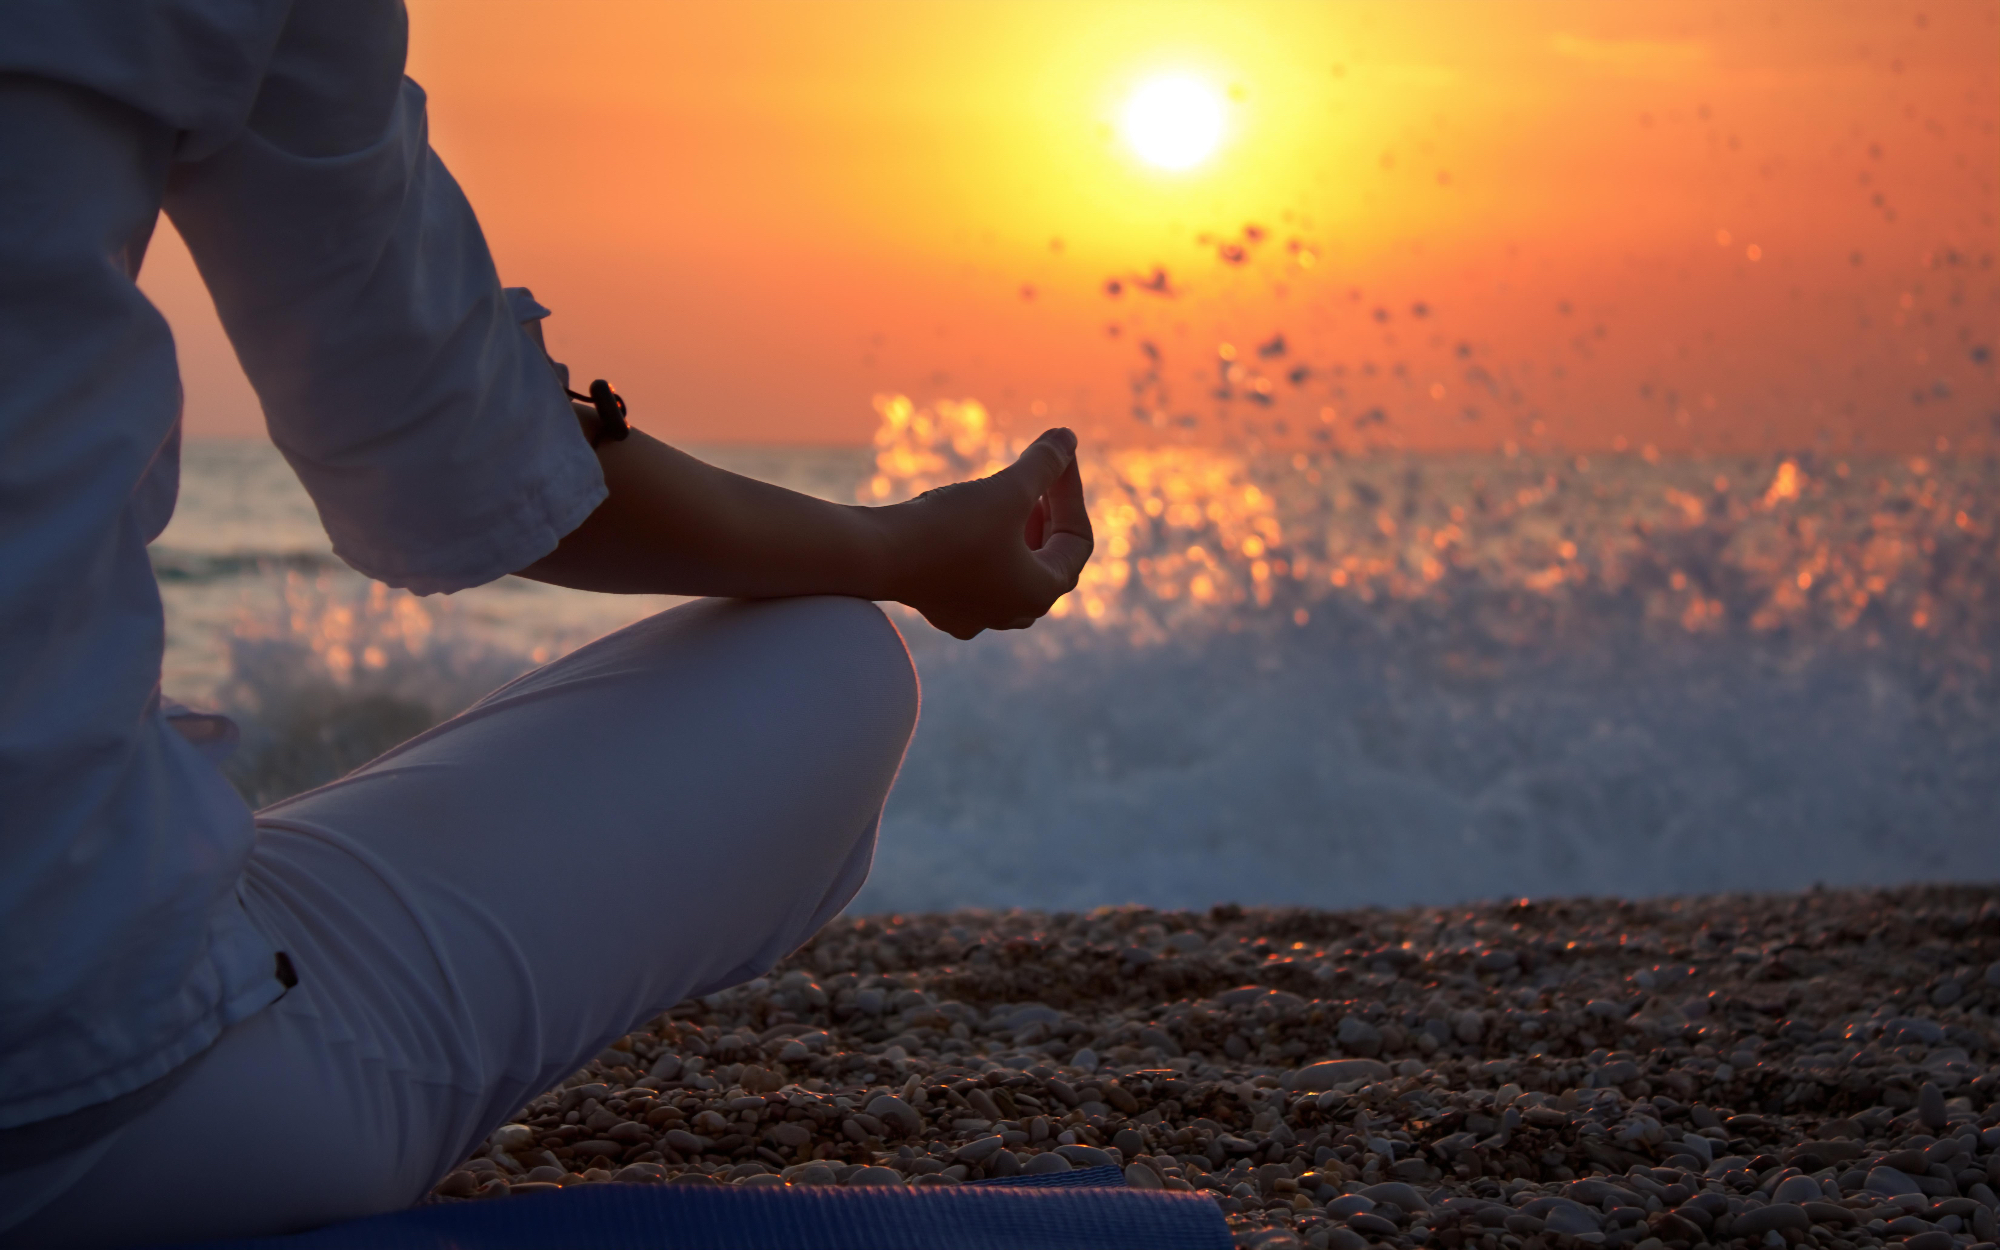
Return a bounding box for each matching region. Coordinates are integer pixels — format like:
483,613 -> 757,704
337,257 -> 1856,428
435,884 -> 2000,1250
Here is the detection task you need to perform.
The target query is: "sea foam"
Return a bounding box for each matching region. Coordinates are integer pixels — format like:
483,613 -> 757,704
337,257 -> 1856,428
158,405 -> 2000,908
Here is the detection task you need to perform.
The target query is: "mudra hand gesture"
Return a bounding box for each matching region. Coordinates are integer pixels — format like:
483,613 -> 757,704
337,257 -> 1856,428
523,419 -> 1094,639
879,429 -> 1094,638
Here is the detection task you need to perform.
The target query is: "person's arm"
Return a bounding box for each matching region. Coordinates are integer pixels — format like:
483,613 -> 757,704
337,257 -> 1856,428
518,416 -> 1092,640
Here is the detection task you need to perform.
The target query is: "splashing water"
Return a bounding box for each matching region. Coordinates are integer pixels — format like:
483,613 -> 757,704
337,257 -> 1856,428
865,393 -> 2000,659
214,573 -> 537,807
168,414 -> 2000,909
847,395 -> 2000,912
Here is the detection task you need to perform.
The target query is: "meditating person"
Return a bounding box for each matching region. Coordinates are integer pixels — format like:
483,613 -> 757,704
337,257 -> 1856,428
0,3 -> 1091,1245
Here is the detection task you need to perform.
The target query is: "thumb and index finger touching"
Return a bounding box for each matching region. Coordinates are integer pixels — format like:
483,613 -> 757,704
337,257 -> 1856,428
1006,428 -> 1093,587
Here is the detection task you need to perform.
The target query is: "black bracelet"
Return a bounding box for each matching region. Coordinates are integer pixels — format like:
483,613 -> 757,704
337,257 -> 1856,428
566,379 -> 630,446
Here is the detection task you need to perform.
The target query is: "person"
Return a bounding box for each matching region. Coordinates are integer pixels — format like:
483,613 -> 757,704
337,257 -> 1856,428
0,2 -> 1092,1244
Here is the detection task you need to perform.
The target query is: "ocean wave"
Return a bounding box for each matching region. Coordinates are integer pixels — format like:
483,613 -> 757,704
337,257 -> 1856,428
183,399 -> 2000,907
211,576 -> 534,807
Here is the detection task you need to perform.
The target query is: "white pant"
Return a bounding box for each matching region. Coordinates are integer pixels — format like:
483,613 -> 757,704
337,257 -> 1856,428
7,596 -> 918,1248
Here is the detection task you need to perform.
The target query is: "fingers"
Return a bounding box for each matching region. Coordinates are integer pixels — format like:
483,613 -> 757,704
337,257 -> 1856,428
1002,428 -> 1078,501
1033,532 -> 1093,590
1041,450 -> 1091,546
1023,494 -> 1048,549
909,427 -> 1092,640
1030,454 -> 1093,588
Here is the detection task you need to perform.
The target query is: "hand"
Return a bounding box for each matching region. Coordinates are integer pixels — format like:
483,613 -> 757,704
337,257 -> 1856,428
878,428 -> 1094,639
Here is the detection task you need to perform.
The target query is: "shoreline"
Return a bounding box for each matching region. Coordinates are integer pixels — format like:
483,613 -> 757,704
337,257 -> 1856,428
439,884 -> 2000,1250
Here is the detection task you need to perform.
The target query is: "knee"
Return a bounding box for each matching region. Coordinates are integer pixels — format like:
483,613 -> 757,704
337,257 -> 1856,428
552,595 -> 918,756
764,596 -> 919,748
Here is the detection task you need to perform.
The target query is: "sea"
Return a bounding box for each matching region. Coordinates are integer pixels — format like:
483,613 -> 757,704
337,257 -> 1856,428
156,398 -> 2000,915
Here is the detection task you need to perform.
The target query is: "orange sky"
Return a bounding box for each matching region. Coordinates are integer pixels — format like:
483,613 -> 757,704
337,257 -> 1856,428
144,0 -> 1998,452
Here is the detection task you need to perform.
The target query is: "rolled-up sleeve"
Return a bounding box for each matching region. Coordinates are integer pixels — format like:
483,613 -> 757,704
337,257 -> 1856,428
165,76 -> 606,594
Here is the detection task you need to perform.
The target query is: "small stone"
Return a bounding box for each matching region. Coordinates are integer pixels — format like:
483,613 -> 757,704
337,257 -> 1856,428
1596,1059 -> 1641,1085
1022,1151 -> 1073,1174
845,1166 -> 905,1186
488,1123 -> 534,1151
1336,1016 -> 1383,1056
1734,1204 -> 1810,1236
1069,1047 -> 1099,1070
668,1172 -> 721,1187
1918,1081 -> 1949,1131
435,1170 -> 479,1198
1324,1229 -> 1368,1250
1883,1017 -> 1946,1045
1973,1205 -> 1998,1241
1801,1202 -> 1853,1226
957,1135 -> 1005,1164
1867,1166 -> 1923,1197
1284,1059 -> 1392,1092
1124,1162 -> 1164,1190
1526,1198 -> 1601,1235
1772,1177 -> 1822,1204
865,1094 -> 923,1137
1358,1182 -> 1430,1211
1056,1144 -> 1115,1168
508,1181 -> 561,1197
661,1128 -> 707,1154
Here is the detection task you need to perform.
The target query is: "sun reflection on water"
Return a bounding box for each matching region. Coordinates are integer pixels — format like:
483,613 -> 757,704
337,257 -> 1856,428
866,393 -> 1999,664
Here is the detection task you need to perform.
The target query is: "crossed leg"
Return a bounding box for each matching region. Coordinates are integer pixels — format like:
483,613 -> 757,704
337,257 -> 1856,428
14,596 -> 917,1248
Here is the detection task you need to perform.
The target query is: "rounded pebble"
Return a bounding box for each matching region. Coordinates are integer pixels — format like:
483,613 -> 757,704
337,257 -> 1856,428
1022,1151 -> 1073,1175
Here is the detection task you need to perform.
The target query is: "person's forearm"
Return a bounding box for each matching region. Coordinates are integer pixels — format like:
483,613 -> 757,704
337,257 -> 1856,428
516,431 -> 894,599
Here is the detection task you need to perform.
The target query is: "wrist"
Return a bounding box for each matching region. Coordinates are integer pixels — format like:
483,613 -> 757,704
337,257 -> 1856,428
853,501 -> 916,604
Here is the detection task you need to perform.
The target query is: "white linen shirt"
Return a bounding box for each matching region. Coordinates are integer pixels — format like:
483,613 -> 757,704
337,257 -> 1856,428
0,0 -> 608,1128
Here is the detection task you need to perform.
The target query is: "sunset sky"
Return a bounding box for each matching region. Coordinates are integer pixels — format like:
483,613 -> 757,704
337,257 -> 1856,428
143,0 -> 1998,452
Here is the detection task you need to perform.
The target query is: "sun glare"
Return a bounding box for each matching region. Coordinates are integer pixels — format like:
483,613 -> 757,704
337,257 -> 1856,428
1120,75 -> 1225,171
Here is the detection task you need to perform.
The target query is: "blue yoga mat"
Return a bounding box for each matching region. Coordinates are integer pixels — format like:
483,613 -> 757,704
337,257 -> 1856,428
155,1166 -> 1233,1249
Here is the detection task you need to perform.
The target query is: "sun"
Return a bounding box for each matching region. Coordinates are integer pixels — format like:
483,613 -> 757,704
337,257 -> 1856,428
1120,75 -> 1225,171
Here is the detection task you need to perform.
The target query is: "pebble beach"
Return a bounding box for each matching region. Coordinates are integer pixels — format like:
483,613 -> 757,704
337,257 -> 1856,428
435,885 -> 2000,1250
